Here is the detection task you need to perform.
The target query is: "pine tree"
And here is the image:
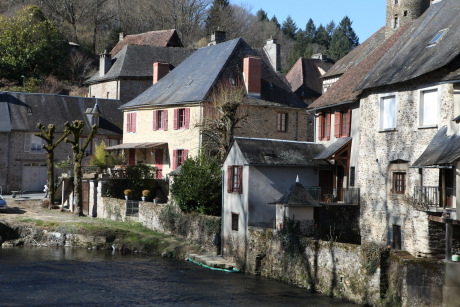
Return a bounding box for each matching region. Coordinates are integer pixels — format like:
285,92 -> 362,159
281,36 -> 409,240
304,18 -> 316,44
281,16 -> 297,39
205,0 -> 230,35
256,9 -> 268,22
270,15 -> 280,29
316,24 -> 330,49
328,16 -> 359,60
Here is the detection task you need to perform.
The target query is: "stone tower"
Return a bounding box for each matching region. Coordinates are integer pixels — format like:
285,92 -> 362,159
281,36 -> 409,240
385,0 -> 431,38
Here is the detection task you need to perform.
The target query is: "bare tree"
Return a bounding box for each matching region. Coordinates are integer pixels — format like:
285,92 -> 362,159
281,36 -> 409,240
64,120 -> 97,216
201,81 -> 248,159
36,122 -> 70,209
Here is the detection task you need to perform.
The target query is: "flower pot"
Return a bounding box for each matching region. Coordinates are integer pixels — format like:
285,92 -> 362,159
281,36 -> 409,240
125,196 -> 129,200
452,255 -> 460,262
142,197 -> 146,202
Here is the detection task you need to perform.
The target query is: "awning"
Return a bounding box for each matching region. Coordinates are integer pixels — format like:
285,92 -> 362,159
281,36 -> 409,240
412,126 -> 460,168
314,137 -> 352,160
105,142 -> 166,150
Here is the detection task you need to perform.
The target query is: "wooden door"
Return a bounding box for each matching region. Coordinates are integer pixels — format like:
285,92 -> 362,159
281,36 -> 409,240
129,149 -> 136,165
319,170 -> 333,202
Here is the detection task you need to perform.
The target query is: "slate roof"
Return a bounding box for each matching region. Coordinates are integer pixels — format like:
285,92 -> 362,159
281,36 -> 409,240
0,92 -> 123,135
110,29 -> 183,56
286,57 -> 334,100
314,137 -> 352,160
412,126 -> 460,168
269,181 -> 320,207
308,24 -> 410,110
121,38 -> 306,109
357,0 -> 460,91
86,45 -> 195,84
233,137 -> 328,167
321,28 -> 385,79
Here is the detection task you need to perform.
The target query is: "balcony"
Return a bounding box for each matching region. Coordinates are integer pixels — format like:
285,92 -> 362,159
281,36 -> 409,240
305,187 -> 360,205
412,186 -> 454,211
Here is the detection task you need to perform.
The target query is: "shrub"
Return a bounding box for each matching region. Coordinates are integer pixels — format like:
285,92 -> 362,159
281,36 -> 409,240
170,151 -> 222,215
124,189 -> 132,196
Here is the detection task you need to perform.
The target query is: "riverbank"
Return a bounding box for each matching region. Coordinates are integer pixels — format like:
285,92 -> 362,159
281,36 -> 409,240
0,199 -> 203,258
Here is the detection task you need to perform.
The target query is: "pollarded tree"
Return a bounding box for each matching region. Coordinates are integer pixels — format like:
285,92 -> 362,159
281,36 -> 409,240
64,120 -> 97,216
0,5 -> 69,81
36,122 -> 70,209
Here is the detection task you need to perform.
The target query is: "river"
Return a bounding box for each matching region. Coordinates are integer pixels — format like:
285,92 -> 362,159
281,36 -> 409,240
0,247 -> 359,306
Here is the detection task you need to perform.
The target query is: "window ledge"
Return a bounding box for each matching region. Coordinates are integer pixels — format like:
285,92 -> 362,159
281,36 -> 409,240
418,125 -> 438,130
379,128 -> 397,133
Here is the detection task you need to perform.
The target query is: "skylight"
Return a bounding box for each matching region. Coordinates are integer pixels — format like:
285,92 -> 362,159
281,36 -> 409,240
427,29 -> 447,47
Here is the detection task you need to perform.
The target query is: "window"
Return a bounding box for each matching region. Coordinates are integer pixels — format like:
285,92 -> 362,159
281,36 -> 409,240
427,29 -> 447,48
392,172 -> 406,194
419,89 -> 438,127
393,15 -> 399,29
153,110 -> 168,131
380,95 -> 397,130
174,108 -> 190,130
227,165 -> 243,194
392,225 -> 401,250
172,149 -> 188,170
231,213 -> 239,231
350,166 -> 355,187
334,109 -> 351,138
24,133 -> 45,153
126,112 -> 137,133
277,112 -> 288,132
318,112 -> 331,141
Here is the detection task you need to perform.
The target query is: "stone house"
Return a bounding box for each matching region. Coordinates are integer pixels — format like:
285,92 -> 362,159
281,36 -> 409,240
111,37 -> 308,178
0,91 -> 122,193
222,137 -> 327,261
354,0 -> 460,257
86,29 -> 194,103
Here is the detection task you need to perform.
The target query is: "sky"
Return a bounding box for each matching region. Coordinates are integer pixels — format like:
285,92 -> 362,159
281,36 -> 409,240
236,0 -> 386,43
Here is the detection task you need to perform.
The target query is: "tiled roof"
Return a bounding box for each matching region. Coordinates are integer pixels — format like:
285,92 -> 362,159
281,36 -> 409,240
308,24 -> 411,110
322,28 -> 385,79
86,45 -> 195,84
110,29 -> 183,56
286,58 -> 334,100
121,38 -> 306,109
0,92 -> 123,135
357,0 -> 460,90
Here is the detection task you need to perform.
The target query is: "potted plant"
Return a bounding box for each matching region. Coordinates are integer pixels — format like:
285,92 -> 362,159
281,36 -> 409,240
124,189 -> 132,200
142,190 -> 150,202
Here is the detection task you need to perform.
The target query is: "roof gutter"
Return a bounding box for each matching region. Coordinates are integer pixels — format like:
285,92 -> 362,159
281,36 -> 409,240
307,99 -> 356,114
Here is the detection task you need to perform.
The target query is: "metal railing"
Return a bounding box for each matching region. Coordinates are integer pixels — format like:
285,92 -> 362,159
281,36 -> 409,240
412,186 -> 454,208
304,187 -> 360,205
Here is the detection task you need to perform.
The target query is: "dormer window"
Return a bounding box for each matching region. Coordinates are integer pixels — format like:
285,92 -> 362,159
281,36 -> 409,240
427,29 -> 447,48
92,115 -> 100,126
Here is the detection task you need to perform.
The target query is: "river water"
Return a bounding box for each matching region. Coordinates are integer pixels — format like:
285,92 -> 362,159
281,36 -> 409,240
0,247 -> 359,306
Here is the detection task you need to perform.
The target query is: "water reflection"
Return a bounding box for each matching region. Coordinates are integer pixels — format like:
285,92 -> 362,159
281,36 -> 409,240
0,247 -> 359,306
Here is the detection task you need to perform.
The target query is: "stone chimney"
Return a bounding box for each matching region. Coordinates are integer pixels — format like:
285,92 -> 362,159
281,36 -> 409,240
99,50 -> 112,77
119,32 -> 124,41
243,56 -> 261,98
208,30 -> 227,46
263,38 -> 281,72
311,53 -> 328,61
153,62 -> 170,84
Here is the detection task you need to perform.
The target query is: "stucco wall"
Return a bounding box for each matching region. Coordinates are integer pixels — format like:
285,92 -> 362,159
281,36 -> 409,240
357,83 -> 454,256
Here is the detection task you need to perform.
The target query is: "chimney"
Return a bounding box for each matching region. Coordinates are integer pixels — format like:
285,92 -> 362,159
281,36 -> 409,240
263,38 -> 281,72
243,56 -> 261,98
153,62 -> 170,84
119,32 -> 124,41
99,50 -> 112,77
208,30 -> 227,46
311,53 -> 327,61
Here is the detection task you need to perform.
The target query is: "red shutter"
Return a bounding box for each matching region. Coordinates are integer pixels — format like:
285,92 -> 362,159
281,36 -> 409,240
172,150 -> 177,170
152,111 -> 158,131
345,109 -> 351,137
174,109 -> 179,130
127,113 -> 131,132
325,113 -> 331,141
163,110 -> 168,131
237,165 -> 243,194
334,111 -> 341,138
227,166 -> 233,193
318,112 -> 323,141
185,108 -> 190,129
132,113 -> 137,133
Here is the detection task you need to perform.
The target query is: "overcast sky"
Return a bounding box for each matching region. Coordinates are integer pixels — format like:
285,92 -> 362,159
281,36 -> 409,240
239,0 -> 386,43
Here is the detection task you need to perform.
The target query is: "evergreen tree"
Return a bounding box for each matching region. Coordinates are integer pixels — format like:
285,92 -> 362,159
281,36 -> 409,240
326,20 -> 336,37
304,18 -> 316,44
205,0 -> 230,35
281,16 -> 297,39
270,15 -> 280,29
316,24 -> 331,49
329,16 -> 359,60
256,9 -> 268,22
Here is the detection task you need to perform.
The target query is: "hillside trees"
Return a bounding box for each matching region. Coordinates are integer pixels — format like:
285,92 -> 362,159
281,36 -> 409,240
329,16 -> 359,60
0,5 -> 69,81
